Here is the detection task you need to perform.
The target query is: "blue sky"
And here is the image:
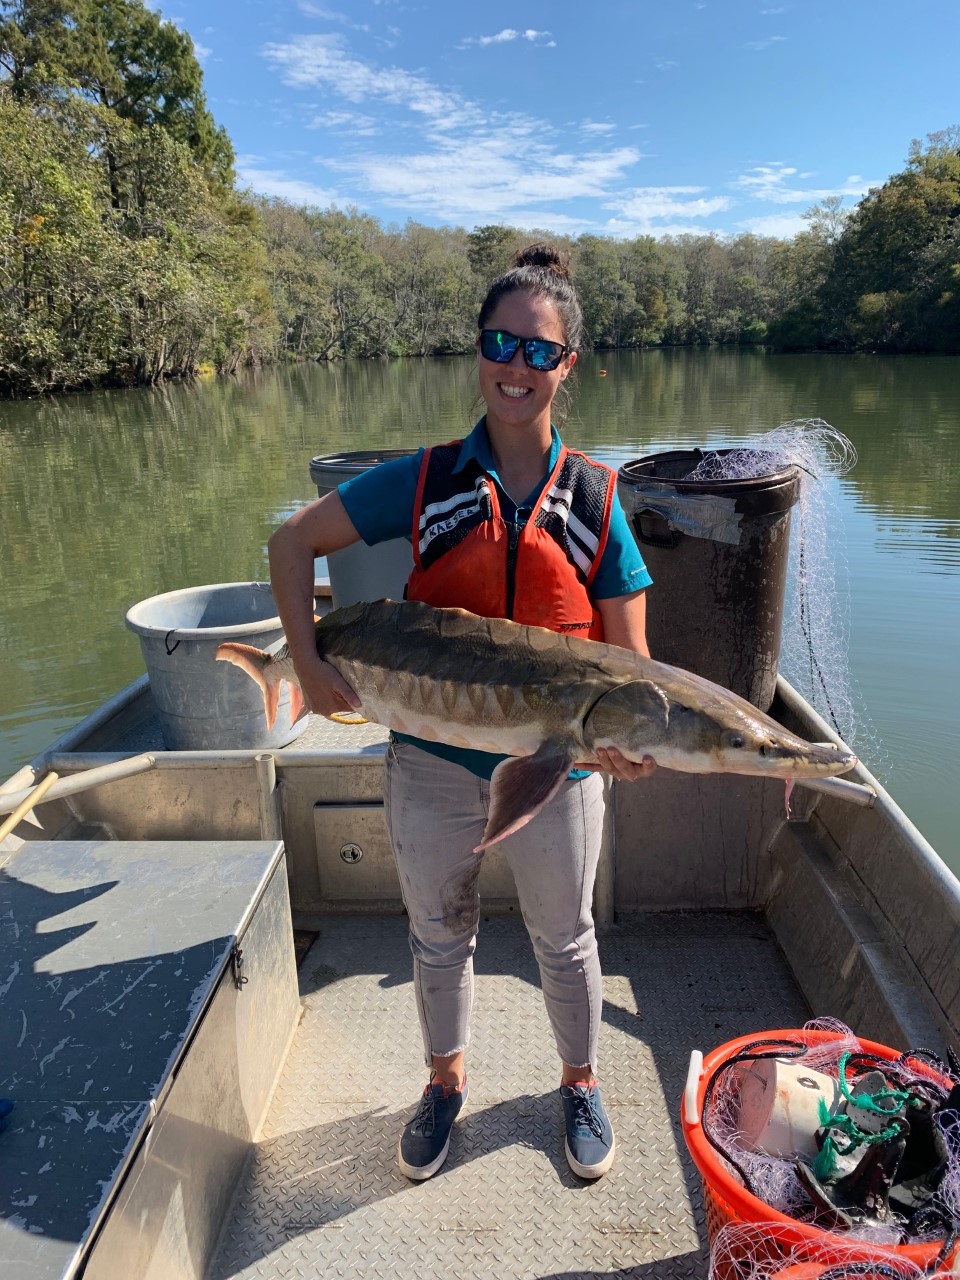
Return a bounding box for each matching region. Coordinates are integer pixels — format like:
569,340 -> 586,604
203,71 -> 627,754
178,0 -> 959,240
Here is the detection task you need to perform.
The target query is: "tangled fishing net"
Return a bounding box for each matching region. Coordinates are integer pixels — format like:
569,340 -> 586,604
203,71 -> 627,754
701,1018 -> 960,1256
709,1221 -> 958,1280
684,420 -> 882,770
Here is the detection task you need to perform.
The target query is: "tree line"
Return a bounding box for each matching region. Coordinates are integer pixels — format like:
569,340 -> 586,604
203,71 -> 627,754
1,0 -> 958,396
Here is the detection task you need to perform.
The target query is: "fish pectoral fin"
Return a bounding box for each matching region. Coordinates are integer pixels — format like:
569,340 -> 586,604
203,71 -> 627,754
477,741 -> 576,852
329,711 -> 369,725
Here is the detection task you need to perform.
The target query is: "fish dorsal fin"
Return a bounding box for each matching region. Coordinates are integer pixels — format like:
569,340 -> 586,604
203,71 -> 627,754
477,739 -> 577,852
582,679 -> 670,752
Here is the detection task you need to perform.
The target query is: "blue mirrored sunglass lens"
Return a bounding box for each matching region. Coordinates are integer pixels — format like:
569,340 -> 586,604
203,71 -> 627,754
526,343 -> 560,369
481,330 -> 519,362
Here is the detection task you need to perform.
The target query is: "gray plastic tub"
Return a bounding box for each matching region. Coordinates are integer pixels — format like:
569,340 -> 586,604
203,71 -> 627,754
310,451 -> 416,607
125,582 -> 309,750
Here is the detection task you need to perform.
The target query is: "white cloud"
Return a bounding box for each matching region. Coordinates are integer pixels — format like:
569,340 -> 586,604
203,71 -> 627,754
733,163 -> 871,204
656,59 -> 679,70
459,28 -> 555,48
744,35 -> 786,50
259,35 -> 645,224
263,34 -> 479,131
308,109 -> 378,135
581,121 -> 616,136
299,2 -> 370,31
605,187 -> 732,231
332,138 -> 641,220
193,40 -> 212,62
609,223 -> 724,239
236,165 -> 339,207
489,209 -> 600,234
736,211 -> 809,237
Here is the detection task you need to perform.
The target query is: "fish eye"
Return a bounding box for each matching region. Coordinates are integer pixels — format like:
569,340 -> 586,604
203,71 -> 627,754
724,732 -> 746,750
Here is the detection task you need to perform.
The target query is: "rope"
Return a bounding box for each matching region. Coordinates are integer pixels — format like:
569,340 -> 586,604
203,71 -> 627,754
811,1053 -> 912,1182
837,1051 -> 913,1115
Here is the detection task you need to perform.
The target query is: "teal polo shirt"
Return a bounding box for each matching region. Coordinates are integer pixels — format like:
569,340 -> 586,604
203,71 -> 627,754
337,419 -> 652,780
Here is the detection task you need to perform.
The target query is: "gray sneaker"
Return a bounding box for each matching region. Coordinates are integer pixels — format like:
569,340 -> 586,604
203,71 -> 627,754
560,1082 -> 615,1178
397,1076 -> 468,1180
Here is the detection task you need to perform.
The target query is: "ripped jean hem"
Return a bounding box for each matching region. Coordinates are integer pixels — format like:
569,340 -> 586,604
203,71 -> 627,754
429,1043 -> 470,1060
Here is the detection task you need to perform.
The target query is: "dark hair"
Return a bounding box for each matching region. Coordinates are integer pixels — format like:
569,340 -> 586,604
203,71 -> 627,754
477,243 -> 584,353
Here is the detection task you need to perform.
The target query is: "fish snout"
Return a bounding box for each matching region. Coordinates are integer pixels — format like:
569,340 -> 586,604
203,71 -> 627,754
712,724 -> 856,776
755,736 -> 857,776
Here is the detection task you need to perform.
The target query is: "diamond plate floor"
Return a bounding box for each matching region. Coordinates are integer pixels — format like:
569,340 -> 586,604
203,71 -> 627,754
208,911 -> 809,1280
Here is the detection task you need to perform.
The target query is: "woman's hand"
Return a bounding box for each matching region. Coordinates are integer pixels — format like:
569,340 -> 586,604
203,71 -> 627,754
294,652 -> 361,720
587,747 -> 657,782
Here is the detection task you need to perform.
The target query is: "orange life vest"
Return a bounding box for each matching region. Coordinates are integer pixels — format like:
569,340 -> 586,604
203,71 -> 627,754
406,440 -> 616,640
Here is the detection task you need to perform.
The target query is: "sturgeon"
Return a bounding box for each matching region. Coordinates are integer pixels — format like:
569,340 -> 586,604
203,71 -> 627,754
216,598 -> 856,851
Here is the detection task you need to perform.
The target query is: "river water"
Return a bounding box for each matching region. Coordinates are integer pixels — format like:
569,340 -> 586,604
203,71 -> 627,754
2,349 -> 958,872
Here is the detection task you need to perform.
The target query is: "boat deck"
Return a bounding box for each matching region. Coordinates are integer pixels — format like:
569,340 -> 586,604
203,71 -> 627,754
208,909 -> 809,1280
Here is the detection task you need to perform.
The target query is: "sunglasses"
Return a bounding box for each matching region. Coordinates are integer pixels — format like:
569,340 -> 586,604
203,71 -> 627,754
479,328 -> 569,372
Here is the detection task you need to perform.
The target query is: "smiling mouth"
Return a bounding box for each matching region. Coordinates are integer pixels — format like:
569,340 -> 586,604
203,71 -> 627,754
499,384 -> 532,399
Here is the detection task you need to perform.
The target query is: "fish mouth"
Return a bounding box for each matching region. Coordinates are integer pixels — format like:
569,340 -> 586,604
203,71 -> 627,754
751,739 -> 857,777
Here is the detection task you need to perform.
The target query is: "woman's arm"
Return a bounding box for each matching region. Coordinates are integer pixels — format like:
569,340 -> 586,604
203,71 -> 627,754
597,589 -> 650,657
591,590 -> 657,781
268,491 -> 363,717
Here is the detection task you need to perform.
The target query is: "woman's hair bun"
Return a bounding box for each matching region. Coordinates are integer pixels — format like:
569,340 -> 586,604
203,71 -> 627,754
512,243 -> 571,280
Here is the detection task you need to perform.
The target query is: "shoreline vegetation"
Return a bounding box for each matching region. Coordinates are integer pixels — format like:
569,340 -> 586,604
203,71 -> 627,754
1,3 -> 959,398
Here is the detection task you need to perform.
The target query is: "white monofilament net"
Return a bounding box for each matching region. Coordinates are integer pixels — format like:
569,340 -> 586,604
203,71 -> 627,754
935,1110 -> 960,1229
684,420 -> 882,770
708,1221 -> 949,1280
702,1019 -> 959,1246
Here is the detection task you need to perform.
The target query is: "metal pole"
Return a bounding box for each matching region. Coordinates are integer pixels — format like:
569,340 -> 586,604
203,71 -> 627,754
255,753 -> 283,842
793,775 -> 876,807
0,753 -> 157,816
0,772 -> 60,842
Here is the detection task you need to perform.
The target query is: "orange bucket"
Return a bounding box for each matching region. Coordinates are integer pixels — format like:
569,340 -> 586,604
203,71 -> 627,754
681,1029 -> 957,1277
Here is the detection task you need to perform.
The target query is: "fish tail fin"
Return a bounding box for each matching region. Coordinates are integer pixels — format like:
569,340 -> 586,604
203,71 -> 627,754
288,682 -> 306,725
216,642 -> 283,730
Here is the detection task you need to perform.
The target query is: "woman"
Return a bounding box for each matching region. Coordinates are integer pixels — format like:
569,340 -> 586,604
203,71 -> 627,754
268,244 -> 655,1182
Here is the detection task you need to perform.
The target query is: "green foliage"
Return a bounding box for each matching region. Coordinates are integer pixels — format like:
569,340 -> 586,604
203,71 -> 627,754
796,129 -> 960,352
0,0 -> 257,393
467,224 -> 522,284
0,86 -> 269,392
0,0 -> 233,180
0,0 -> 82,95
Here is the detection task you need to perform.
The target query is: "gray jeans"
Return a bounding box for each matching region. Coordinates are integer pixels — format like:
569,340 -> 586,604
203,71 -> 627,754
384,738 -> 606,1071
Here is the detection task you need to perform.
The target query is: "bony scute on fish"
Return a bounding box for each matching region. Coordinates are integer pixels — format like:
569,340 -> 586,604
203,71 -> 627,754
216,598 -> 856,852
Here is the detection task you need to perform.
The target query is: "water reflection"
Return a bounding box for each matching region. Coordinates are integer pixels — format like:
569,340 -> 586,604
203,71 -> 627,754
2,350 -> 958,869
